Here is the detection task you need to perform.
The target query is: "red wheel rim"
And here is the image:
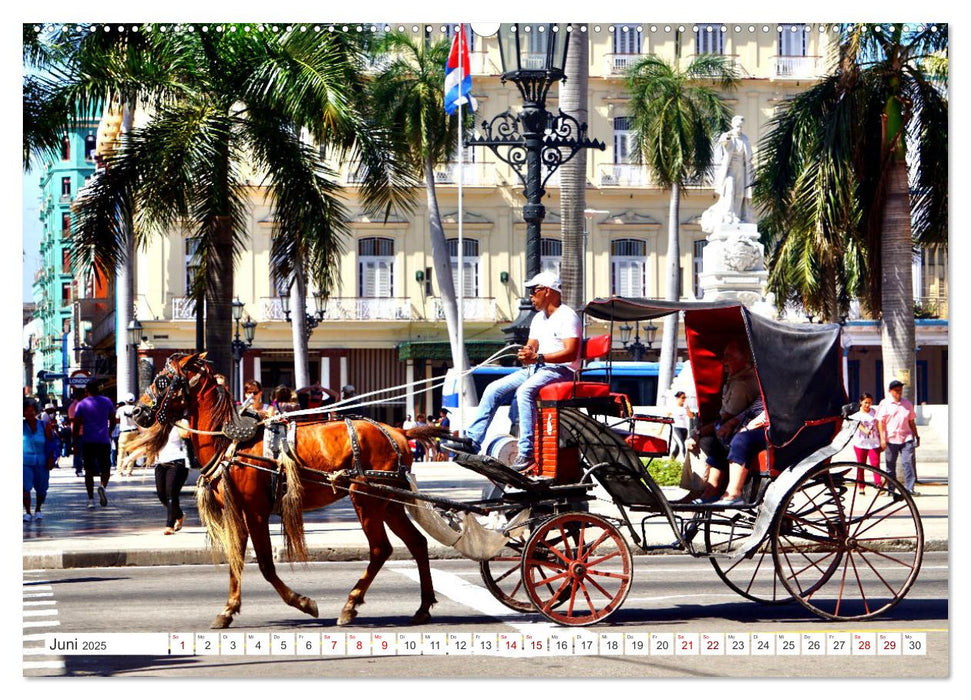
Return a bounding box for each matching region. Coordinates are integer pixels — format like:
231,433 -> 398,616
522,512 -> 632,626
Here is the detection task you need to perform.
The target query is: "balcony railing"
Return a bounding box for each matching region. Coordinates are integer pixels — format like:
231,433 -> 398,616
915,294 -> 949,319
604,53 -> 642,75
599,163 -> 649,187
261,296 -> 414,322
430,297 -> 504,322
773,55 -> 821,79
172,296 -> 201,320
432,162 -> 491,186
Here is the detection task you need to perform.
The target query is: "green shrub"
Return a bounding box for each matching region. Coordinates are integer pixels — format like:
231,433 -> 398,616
646,457 -> 682,486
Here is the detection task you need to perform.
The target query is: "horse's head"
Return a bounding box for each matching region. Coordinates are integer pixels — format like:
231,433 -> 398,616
133,352 -> 212,428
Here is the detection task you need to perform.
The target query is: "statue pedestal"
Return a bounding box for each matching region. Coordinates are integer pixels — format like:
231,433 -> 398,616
699,223 -> 776,317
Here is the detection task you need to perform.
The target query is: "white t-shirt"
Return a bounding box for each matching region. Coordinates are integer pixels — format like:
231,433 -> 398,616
850,408 -> 881,450
529,304 -> 582,371
670,404 -> 691,430
116,403 -> 138,431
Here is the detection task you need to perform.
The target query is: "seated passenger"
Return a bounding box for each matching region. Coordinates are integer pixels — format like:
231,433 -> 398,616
442,271 -> 581,471
695,398 -> 768,506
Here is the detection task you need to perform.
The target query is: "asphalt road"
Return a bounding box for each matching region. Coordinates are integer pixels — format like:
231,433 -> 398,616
23,552 -> 948,679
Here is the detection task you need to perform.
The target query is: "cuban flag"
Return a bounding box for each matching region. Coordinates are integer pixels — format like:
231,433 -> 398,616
444,24 -> 478,115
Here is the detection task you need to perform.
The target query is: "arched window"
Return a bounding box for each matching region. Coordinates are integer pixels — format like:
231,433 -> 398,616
695,24 -> 725,55
446,237 -> 479,297
358,237 -> 395,297
611,238 -> 648,296
60,135 -> 70,161
84,133 -> 97,160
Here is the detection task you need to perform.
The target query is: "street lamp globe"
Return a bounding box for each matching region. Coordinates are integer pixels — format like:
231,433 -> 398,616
126,319 -> 143,347
232,297 -> 245,323
497,23 -> 570,78
242,317 -> 257,345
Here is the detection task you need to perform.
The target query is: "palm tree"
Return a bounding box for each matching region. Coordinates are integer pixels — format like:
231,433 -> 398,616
368,31 -> 476,407
63,24 -> 415,383
756,24 -> 947,399
626,54 -> 738,403
559,24 -> 589,312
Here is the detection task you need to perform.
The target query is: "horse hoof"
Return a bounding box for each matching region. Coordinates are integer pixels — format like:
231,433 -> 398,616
336,609 -> 357,626
210,614 -> 233,629
410,610 -> 432,625
304,598 -> 319,619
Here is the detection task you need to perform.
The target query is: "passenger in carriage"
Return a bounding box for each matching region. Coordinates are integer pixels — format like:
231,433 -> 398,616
696,398 -> 768,506
684,338 -> 761,504
442,271 -> 581,472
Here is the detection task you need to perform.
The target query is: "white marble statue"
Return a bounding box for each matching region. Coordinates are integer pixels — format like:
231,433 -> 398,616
701,115 -> 754,233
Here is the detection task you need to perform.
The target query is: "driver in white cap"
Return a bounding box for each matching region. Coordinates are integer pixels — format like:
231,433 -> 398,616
443,270 -> 581,471
116,392 -> 140,476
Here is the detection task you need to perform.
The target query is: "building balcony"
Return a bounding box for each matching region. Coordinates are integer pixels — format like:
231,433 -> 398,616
260,296 -> 414,322
430,296 -> 505,322
598,163 -> 649,187
604,52 -> 643,75
915,294 -> 948,320
773,55 -> 821,79
432,162 -> 493,186
172,296 -> 201,321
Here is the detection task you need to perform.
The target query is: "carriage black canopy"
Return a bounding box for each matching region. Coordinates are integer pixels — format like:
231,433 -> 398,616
583,297 -> 847,468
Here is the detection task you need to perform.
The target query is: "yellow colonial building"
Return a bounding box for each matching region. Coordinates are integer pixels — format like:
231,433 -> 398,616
125,23 -> 947,422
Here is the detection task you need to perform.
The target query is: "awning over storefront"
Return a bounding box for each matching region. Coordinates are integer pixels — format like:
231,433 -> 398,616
397,340 -> 510,363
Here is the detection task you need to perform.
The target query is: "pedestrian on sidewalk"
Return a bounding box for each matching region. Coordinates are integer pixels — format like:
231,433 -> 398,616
877,380 -> 920,498
115,393 -> 140,476
153,420 -> 191,535
66,388 -> 85,475
667,391 -> 695,459
73,381 -> 116,509
849,393 -> 883,493
23,399 -> 56,522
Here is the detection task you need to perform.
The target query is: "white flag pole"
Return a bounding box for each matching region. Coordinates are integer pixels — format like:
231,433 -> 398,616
456,23 -> 466,435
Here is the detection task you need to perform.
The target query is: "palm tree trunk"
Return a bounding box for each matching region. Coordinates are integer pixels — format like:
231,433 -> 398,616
424,155 -> 475,411
656,184 -> 681,403
560,23 -> 589,312
880,159 -> 916,401
290,263 -> 311,389
206,215 -> 234,383
114,105 -> 136,397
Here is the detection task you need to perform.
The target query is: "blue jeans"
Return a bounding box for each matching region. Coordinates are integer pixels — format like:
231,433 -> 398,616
465,364 -> 574,459
884,441 -> 917,492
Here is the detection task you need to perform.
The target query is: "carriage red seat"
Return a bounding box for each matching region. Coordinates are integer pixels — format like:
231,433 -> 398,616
538,334 -> 612,401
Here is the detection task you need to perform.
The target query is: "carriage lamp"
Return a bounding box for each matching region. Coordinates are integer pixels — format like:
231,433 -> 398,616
469,23 -> 605,345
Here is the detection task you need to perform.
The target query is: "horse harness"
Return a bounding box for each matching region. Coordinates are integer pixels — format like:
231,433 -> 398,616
197,413 -> 410,511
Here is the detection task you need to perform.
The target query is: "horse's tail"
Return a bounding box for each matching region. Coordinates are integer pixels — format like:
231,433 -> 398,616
278,450 -> 308,564
196,470 -> 247,580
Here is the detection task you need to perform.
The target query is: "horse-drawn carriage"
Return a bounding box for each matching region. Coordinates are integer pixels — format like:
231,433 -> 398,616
133,297 -> 923,629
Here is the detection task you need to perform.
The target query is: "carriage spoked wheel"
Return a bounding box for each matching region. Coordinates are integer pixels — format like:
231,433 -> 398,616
771,462 -> 924,621
521,512 -> 633,626
704,509 -> 792,605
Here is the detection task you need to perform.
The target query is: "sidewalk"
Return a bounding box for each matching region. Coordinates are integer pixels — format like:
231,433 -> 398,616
23,438 -> 949,570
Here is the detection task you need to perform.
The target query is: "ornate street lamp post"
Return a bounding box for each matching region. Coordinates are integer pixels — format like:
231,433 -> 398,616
619,321 -> 658,362
281,287 -> 325,341
470,23 -> 604,344
230,298 -> 257,401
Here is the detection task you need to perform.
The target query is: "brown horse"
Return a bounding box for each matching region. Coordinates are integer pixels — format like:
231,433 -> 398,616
131,352 -> 444,629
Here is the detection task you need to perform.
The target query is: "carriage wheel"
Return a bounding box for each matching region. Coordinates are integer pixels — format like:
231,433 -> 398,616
772,462 -> 923,621
480,532 -> 534,612
704,510 -> 792,605
522,512 -> 633,626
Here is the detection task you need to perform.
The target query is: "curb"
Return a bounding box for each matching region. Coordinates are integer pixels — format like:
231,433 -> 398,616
23,539 -> 948,571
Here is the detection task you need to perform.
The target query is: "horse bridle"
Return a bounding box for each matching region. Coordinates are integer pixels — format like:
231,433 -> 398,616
143,355 -> 196,427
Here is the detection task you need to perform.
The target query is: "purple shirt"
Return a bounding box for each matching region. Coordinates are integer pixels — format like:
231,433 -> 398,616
75,395 -> 115,444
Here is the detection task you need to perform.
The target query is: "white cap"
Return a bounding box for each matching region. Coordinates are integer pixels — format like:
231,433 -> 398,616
125,392 -> 136,403
523,270 -> 561,293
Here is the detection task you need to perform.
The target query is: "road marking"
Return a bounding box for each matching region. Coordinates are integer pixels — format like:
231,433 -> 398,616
23,601 -> 57,607
393,564 -> 598,643
23,609 -> 59,617
23,592 -> 54,599
22,584 -> 52,590
23,620 -> 60,629
23,661 -> 65,671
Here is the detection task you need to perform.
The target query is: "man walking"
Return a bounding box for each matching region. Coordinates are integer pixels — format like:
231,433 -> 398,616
876,379 -> 920,498
73,381 -> 116,508
115,393 -> 139,476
